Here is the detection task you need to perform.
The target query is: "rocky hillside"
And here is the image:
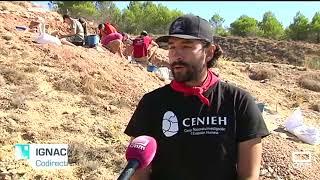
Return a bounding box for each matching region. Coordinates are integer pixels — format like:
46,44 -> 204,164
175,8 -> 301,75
213,36 -> 320,68
0,2 -> 320,180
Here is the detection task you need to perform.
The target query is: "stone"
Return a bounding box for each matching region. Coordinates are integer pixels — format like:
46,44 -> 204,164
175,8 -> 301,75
11,45 -> 23,50
278,133 -> 288,139
266,172 -> 272,177
274,174 -> 283,180
52,54 -> 60,60
260,168 -> 268,176
8,168 -> 17,174
288,174 -> 295,180
0,167 -> 7,172
104,105 -> 118,113
21,52 -> 29,59
297,67 -> 307,71
2,35 -> 12,41
260,79 -> 270,83
4,27 -> 10,31
21,131 -> 37,141
0,75 -> 6,86
268,166 -> 274,173
272,64 -> 280,68
0,173 -> 11,180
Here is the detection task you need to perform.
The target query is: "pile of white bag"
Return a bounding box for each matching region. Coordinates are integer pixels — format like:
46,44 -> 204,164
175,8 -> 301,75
154,67 -> 173,81
32,17 -> 61,46
35,33 -> 61,45
285,107 -> 320,145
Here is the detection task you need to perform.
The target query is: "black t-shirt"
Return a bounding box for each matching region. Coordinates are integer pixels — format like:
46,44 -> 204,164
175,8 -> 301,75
124,81 -> 270,180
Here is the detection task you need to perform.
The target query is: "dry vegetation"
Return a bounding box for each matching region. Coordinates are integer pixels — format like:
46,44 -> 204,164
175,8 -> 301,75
249,68 -> 276,81
214,36 -> 320,69
310,102 -> 320,112
298,73 -> 320,92
305,56 -> 320,70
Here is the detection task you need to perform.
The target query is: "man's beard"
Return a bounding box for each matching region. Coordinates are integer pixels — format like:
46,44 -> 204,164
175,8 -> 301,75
170,61 -> 206,82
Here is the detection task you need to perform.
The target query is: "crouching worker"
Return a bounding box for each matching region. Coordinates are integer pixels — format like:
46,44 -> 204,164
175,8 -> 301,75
78,17 -> 88,36
132,31 -> 159,65
101,32 -> 124,58
59,15 -> 85,47
97,22 -> 118,40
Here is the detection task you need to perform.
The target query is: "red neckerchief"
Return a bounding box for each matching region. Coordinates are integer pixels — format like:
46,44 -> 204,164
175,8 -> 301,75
170,70 -> 219,106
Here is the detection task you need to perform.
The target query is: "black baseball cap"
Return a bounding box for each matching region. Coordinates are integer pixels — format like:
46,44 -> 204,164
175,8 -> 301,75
141,30 -> 148,36
156,14 -> 214,44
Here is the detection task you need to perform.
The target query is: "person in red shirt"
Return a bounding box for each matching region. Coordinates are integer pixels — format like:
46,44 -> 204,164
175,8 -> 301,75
105,22 -> 117,34
97,22 -> 117,40
101,32 -> 124,58
132,31 -> 159,65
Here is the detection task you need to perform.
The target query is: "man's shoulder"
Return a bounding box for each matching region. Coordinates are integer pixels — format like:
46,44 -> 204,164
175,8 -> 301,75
144,36 -> 153,42
144,35 -> 152,40
217,80 -> 252,98
105,23 -> 116,29
75,19 -> 83,26
71,19 -> 81,27
143,84 -> 172,100
217,81 -> 257,110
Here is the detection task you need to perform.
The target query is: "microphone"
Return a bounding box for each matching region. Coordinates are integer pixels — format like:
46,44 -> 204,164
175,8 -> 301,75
117,135 -> 157,180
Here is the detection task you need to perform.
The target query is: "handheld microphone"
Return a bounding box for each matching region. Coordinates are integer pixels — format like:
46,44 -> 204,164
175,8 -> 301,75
117,135 -> 157,180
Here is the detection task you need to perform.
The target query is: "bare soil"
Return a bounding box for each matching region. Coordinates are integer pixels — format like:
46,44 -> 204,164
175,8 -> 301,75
0,2 -> 319,180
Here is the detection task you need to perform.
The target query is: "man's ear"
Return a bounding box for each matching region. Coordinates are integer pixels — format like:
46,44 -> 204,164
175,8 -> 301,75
205,44 -> 216,63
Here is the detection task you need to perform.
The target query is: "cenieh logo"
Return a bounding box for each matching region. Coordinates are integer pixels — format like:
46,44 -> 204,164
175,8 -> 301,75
15,144 -> 69,169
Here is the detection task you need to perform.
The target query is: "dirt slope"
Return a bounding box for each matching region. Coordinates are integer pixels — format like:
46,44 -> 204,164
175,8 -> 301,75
0,2 -> 167,179
213,36 -> 320,68
0,2 -> 319,180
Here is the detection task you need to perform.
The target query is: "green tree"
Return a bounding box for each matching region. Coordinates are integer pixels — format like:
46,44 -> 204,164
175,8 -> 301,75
94,1 -> 121,27
121,1 -> 144,33
281,28 -> 291,40
144,3 -> 183,34
53,1 -> 183,35
210,13 -> 224,29
259,11 -> 284,39
141,2 -> 161,33
71,2 -> 98,18
53,1 -> 98,19
216,27 -> 231,37
310,11 -> 320,43
287,11 -> 309,41
230,15 -> 260,37
209,13 -> 230,36
120,1 -> 183,34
